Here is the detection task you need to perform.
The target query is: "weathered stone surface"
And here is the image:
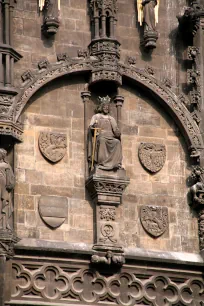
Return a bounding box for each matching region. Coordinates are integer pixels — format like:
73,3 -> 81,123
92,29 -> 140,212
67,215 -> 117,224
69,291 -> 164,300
39,196 -> 68,229
11,0 -> 199,256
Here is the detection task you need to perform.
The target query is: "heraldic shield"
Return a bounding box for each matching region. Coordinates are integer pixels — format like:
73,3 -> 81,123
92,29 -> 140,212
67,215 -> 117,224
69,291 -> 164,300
39,132 -> 67,163
140,205 -> 168,238
138,143 -> 166,173
39,196 -> 68,229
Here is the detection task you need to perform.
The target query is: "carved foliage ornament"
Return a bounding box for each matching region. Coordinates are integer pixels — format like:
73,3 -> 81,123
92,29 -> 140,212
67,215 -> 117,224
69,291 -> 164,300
138,142 -> 166,173
39,132 -> 67,163
89,0 -> 118,14
140,205 -> 168,237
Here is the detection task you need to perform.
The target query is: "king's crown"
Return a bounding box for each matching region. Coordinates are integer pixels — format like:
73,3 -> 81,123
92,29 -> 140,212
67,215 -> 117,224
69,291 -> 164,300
98,96 -> 111,104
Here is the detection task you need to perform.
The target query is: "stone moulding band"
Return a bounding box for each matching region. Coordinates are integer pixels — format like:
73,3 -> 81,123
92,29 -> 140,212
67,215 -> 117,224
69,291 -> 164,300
5,57 -> 202,150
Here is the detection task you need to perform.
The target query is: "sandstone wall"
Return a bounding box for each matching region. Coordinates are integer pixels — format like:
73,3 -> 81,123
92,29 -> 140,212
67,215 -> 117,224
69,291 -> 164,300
14,76 -> 199,253
13,0 -> 199,253
13,0 -> 187,91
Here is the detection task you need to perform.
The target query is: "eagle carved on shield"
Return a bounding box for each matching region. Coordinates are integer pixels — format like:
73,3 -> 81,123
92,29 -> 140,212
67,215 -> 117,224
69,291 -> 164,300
39,132 -> 67,163
138,142 -> 166,173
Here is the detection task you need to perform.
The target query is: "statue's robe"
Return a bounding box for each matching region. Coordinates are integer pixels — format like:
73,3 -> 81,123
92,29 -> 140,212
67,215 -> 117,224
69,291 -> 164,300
45,0 -> 58,19
88,113 -> 122,170
143,0 -> 157,31
0,161 -> 14,229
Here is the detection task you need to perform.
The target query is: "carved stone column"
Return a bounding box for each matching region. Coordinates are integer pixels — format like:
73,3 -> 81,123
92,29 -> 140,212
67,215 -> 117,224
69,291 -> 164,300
114,95 -> 124,128
0,0 -> 22,142
86,168 -> 129,266
81,89 -> 91,177
88,0 -> 122,86
85,95 -> 129,266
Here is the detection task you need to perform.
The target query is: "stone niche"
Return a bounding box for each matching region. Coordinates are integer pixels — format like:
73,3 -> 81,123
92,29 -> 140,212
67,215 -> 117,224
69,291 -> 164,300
14,75 -> 199,254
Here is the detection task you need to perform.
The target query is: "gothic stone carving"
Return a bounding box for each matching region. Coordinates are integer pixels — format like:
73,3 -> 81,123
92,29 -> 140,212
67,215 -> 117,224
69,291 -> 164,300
38,196 -> 68,229
38,59 -> 50,70
177,2 -> 204,37
140,205 -> 168,237
0,148 -> 19,257
38,132 -> 67,163
190,166 -> 204,208
137,0 -> 159,49
89,40 -> 122,86
187,46 -> 200,61
189,166 -> 204,250
126,56 -> 136,66
0,149 -> 15,230
88,96 -> 122,171
86,174 -> 129,204
138,143 -> 166,173
120,64 -> 203,149
12,59 -> 204,153
91,250 -> 125,266
99,206 -> 116,221
98,222 -> 118,245
11,260 -> 204,305
89,0 -> 118,14
21,70 -> 34,83
198,209 -> 204,251
57,53 -> 70,62
41,0 -> 60,36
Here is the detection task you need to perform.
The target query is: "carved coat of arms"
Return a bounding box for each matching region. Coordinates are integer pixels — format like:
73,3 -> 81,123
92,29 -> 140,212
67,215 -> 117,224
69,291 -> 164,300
39,132 -> 67,163
39,196 -> 68,229
138,143 -> 166,173
140,205 -> 168,237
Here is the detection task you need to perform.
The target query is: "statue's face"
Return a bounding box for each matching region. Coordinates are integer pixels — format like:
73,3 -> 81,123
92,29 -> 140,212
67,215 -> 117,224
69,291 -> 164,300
102,104 -> 109,114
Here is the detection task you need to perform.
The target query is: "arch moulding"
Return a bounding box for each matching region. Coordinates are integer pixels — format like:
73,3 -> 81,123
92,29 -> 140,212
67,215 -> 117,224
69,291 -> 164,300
6,57 -> 202,151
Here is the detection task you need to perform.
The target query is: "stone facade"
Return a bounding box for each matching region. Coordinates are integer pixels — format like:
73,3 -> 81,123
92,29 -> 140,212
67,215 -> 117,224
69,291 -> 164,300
14,78 -> 199,253
0,0 -> 204,306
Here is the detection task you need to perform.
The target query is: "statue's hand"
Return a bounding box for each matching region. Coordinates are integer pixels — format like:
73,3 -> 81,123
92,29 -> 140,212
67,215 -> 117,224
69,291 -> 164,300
114,128 -> 121,138
92,120 -> 99,128
6,184 -> 14,191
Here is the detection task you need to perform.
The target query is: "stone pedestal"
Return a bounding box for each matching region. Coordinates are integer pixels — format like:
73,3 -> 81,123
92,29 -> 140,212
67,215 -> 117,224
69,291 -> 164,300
143,30 -> 158,49
86,168 -> 129,266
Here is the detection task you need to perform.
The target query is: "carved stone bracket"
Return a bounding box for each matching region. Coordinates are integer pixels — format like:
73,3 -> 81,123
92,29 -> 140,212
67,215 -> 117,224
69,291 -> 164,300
0,230 -> 20,258
91,250 -> 125,266
86,168 -> 129,266
41,0 -> 60,36
177,1 -> 204,37
86,169 -> 129,205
